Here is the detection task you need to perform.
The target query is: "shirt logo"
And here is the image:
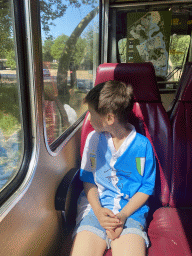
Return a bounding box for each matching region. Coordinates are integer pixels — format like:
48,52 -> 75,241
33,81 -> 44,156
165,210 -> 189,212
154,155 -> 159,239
90,153 -> 96,170
136,157 -> 145,176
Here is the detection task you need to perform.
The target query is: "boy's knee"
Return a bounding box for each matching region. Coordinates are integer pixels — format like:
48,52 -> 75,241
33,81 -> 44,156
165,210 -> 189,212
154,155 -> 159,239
70,231 -> 107,256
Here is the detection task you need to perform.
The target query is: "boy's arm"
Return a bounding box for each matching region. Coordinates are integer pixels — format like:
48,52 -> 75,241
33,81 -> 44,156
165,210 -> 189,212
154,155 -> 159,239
107,140 -> 156,240
106,192 -> 149,240
116,141 -> 155,226
84,182 -> 122,229
116,192 -> 149,222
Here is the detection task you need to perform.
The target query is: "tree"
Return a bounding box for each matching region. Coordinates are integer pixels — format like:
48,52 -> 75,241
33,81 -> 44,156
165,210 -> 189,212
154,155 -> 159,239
42,35 -> 54,62
118,39 -> 127,63
0,1 -> 13,58
6,49 -> 16,69
51,34 -> 68,61
57,6 -> 99,102
169,35 -> 190,68
0,0 -> 98,62
40,0 -> 98,36
73,37 -> 87,68
81,22 -> 99,69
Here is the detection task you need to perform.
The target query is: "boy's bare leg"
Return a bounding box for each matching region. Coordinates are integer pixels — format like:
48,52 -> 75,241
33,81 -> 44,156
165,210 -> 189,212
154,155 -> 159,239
111,234 -> 146,256
70,231 -> 107,256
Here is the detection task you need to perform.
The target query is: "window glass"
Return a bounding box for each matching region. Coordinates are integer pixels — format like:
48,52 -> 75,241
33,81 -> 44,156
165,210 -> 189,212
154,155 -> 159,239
118,38 -> 127,63
0,1 -> 23,191
41,1 -> 99,145
118,8 -> 191,90
167,35 -> 190,85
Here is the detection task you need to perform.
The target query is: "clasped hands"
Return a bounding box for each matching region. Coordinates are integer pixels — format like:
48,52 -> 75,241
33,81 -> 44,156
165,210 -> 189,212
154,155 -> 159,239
95,207 -> 127,241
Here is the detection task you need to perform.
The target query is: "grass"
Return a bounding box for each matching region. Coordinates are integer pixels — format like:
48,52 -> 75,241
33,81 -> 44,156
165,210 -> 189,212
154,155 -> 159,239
0,83 -> 21,138
0,81 -> 88,139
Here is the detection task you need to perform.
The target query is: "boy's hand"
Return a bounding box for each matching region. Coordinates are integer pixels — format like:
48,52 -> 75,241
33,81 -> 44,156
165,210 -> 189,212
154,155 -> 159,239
116,212 -> 127,224
106,212 -> 127,240
95,207 -> 122,230
106,225 -> 123,240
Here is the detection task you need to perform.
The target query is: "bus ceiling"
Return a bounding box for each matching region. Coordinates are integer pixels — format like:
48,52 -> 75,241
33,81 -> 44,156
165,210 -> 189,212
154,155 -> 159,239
109,0 -> 192,8
109,0 -> 192,20
108,1 -> 192,38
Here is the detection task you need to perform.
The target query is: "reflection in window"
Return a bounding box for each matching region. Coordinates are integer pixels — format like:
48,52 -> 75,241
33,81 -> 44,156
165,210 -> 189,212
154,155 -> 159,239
118,38 -> 127,63
41,1 -> 99,145
167,35 -> 190,83
0,1 -> 23,191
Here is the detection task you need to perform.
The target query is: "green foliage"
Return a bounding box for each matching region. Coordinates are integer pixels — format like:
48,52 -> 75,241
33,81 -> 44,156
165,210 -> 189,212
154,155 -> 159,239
0,3 -> 13,58
42,36 -> 54,61
0,84 -> 20,136
118,38 -> 127,63
41,0 -> 98,36
6,49 -> 16,69
49,34 -> 88,68
73,37 -> 87,68
51,34 -> 69,60
66,0 -> 98,8
0,111 -> 20,136
40,0 -> 67,34
81,20 -> 99,69
169,35 -> 190,68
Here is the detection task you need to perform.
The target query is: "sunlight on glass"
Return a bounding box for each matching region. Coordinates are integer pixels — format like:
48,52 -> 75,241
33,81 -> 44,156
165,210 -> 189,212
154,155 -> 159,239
0,0 -> 23,191
167,35 -> 190,84
41,0 -> 99,145
118,38 -> 127,63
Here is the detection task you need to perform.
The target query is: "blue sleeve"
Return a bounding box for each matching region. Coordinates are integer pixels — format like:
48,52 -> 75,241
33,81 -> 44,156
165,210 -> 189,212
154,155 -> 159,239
80,169 -> 95,184
138,141 -> 156,195
79,131 -> 97,185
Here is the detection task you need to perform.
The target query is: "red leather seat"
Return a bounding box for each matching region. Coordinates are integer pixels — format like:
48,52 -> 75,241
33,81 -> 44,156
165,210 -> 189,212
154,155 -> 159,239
148,208 -> 192,256
168,65 -> 192,252
147,63 -> 192,256
169,67 -> 192,208
167,62 -> 192,118
80,63 -> 172,255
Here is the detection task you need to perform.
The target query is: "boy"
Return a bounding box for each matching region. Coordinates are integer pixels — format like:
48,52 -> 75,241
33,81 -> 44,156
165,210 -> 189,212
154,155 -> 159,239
70,81 -> 156,256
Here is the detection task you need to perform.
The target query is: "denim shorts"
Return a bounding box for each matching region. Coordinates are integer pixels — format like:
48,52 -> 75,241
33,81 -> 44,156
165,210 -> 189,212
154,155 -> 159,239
72,213 -> 149,249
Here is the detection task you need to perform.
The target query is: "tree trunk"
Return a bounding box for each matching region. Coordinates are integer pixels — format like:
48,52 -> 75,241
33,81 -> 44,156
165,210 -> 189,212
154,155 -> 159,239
57,6 -> 99,104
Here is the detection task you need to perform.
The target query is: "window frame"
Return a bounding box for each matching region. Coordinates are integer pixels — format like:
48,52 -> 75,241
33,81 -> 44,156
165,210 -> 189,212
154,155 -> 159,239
0,0 -> 38,218
41,0 -> 102,154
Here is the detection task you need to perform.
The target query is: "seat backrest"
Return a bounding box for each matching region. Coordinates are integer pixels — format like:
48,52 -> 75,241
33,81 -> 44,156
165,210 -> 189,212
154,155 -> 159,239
169,70 -> 192,207
81,63 -> 172,207
167,62 -> 192,118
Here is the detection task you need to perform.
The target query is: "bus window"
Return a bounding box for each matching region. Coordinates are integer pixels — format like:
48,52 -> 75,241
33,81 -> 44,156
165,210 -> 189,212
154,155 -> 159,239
41,1 -> 99,146
115,4 -> 192,93
167,35 -> 190,86
0,1 -> 23,191
118,38 -> 127,63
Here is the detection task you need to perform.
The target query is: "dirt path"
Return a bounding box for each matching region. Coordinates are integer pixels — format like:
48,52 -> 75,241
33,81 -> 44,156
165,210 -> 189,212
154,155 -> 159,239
0,69 -> 93,80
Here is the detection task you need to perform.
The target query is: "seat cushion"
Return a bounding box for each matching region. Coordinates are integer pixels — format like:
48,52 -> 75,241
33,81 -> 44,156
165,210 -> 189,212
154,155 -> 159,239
148,207 -> 192,256
170,71 -> 192,208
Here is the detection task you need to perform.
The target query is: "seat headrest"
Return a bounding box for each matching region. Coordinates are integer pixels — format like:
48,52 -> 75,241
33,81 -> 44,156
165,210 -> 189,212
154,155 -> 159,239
95,63 -> 161,102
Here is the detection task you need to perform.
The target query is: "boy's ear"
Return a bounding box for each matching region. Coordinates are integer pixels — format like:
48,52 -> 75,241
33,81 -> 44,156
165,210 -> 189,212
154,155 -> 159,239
107,113 -> 115,125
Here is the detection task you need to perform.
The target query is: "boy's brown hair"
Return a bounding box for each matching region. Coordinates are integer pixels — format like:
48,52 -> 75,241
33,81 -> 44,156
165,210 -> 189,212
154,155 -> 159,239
84,80 -> 134,126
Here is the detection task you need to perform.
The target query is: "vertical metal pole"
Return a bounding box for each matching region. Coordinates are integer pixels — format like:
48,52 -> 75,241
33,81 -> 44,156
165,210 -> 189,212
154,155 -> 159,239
188,31 -> 192,62
101,0 -> 109,63
110,8 -> 117,63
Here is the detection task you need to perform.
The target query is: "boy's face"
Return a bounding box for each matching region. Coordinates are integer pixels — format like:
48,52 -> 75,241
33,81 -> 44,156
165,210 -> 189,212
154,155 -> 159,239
88,104 -> 108,133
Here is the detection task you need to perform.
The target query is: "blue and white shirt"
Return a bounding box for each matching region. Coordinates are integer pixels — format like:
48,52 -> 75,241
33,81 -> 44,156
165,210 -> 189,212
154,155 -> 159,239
76,124 -> 156,227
